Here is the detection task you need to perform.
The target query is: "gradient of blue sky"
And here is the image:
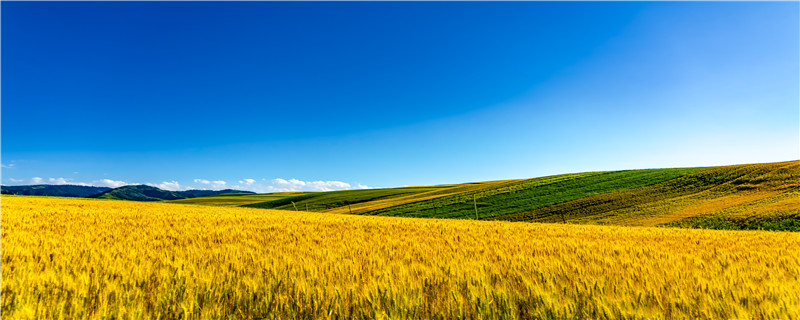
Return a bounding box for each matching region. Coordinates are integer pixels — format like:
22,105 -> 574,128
2,2 -> 798,192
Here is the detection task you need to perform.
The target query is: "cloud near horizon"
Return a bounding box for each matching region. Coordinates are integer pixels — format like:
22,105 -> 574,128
193,179 -> 227,190
14,177 -> 132,188
94,179 -> 130,188
4,176 -> 369,193
147,181 -> 182,191
266,178 -> 369,192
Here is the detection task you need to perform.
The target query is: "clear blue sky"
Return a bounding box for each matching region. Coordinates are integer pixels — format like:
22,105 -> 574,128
2,2 -> 798,192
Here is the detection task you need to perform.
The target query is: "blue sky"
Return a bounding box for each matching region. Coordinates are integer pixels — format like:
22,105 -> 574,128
2,2 -> 798,192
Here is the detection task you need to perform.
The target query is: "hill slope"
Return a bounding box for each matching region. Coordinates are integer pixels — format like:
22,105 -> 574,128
0,185 -> 254,201
228,160 -> 799,231
165,192 -> 302,207
487,160 -> 800,231
181,189 -> 256,197
0,185 -> 111,197
89,185 -> 191,201
91,185 -> 255,201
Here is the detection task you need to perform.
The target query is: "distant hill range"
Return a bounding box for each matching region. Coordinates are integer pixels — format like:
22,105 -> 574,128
1,184 -> 253,201
1,185 -> 112,197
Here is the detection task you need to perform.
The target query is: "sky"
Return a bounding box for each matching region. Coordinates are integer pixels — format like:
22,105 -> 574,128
1,2 -> 798,192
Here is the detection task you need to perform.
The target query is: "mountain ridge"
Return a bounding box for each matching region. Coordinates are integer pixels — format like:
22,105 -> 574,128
2,184 -> 254,201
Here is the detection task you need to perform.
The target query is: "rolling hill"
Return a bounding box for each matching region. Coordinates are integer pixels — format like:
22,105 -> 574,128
89,185 -> 192,201
10,161 -> 797,231
181,189 -> 256,197
0,184 -> 112,197
165,192 -> 305,207
89,185 -> 254,201
202,160 -> 800,231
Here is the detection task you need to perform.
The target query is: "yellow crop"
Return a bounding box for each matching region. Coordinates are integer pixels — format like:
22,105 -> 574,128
3,195 -> 800,319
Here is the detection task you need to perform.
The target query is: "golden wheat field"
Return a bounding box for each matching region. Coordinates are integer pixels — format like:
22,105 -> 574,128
2,196 -> 800,319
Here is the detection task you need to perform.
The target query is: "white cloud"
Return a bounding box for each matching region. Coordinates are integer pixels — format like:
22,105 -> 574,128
21,177 -> 92,186
193,178 -> 227,190
211,180 -> 226,188
92,179 -> 130,188
8,175 -> 367,194
47,177 -> 92,186
264,178 -> 365,192
10,177 -> 179,191
1,163 -> 16,169
48,177 -> 70,185
147,181 -> 182,191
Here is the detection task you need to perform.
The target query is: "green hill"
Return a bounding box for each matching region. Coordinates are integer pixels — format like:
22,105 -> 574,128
486,160 -> 800,231
90,185 -> 190,201
181,189 -> 256,197
238,161 -> 800,231
89,185 -> 255,201
165,192 -> 304,207
1,185 -> 111,197
151,160 -> 800,231
241,186 -> 449,211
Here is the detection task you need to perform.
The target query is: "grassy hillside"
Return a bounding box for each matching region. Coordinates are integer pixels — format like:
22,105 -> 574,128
181,189 -> 255,197
0,185 -> 111,197
321,180 -> 524,215
488,161 -> 800,230
90,185 -> 190,201
165,192 -> 308,207
158,160 -> 800,231
241,186 -> 450,211
365,168 -> 704,219
5,196 -> 799,319
92,186 -> 255,202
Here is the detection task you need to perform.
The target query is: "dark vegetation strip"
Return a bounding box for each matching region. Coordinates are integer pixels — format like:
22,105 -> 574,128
668,214 -> 800,232
491,161 -> 800,225
368,167 -> 705,220
242,187 -> 447,211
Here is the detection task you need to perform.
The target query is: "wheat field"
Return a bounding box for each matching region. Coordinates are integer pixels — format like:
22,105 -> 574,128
3,195 -> 800,319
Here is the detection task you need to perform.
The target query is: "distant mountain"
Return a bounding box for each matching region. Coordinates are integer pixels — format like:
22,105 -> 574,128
182,189 -> 255,197
89,185 -> 190,201
1,185 -> 112,197
2,184 -> 254,201
89,185 -> 255,201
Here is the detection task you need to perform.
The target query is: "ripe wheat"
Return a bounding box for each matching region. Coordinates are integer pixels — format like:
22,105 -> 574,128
3,195 -> 799,319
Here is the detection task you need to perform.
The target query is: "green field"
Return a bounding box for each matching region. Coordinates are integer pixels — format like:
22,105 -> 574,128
165,192 -> 309,206
487,161 -> 800,230
162,160 -> 800,231
367,168 -> 704,219
241,186 -> 449,211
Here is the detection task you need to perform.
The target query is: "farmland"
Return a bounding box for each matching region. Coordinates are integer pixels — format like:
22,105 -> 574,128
182,161 -> 800,231
489,160 -> 800,230
3,195 -> 800,319
166,192 -> 309,207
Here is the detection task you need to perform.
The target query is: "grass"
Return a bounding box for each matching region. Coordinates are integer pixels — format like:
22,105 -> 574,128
159,160 -> 800,232
165,192 -> 308,207
366,168 -> 704,219
242,187 -> 449,211
4,195 -> 800,319
489,160 -> 800,228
